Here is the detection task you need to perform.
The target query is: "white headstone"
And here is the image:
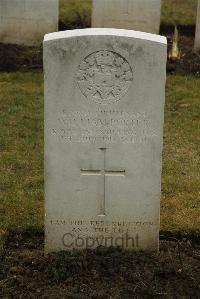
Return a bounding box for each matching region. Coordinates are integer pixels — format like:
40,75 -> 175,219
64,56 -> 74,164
44,28 -> 167,252
92,0 -> 161,34
194,0 -> 200,51
0,0 -> 58,46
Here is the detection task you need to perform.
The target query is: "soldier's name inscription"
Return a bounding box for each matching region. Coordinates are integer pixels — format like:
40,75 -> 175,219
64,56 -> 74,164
51,109 -> 157,144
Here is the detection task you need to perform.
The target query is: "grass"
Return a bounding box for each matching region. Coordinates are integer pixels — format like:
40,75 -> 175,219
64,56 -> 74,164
0,73 -> 199,254
59,0 -> 198,27
0,72 -> 44,254
162,75 -> 200,232
161,0 -> 198,25
59,0 -> 91,27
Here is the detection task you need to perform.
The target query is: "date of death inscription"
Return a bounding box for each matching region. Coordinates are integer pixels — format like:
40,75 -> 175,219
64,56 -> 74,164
50,109 -> 157,144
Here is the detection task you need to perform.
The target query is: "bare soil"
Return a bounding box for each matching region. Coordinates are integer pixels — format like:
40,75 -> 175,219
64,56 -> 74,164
166,34 -> 200,75
0,231 -> 199,298
0,34 -> 200,76
0,25 -> 200,75
0,43 -> 42,72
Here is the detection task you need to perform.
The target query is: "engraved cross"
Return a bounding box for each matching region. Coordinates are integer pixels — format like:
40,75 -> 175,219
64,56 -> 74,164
81,148 -> 125,216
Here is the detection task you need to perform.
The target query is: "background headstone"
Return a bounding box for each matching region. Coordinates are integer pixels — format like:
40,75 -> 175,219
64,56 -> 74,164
0,0 -> 58,46
92,0 -> 161,34
194,0 -> 200,51
44,28 -> 167,252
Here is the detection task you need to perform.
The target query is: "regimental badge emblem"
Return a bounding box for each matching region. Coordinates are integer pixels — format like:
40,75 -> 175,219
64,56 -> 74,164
77,50 -> 133,104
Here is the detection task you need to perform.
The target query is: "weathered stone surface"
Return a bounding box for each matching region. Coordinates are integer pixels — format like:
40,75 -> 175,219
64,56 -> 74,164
0,0 -> 58,46
92,0 -> 161,34
44,28 -> 167,252
195,0 -> 200,51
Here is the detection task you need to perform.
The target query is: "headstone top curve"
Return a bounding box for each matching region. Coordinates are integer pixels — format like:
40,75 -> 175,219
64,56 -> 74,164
44,28 -> 167,44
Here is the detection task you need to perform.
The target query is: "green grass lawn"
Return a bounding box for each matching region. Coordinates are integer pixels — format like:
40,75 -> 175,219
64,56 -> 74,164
161,0 -> 198,25
0,73 -> 199,254
0,73 -> 44,253
59,0 -> 198,27
60,0 -> 91,27
163,76 -> 200,231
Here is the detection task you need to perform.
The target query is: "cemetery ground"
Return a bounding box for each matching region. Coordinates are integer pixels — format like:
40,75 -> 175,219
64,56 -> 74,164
0,1 -> 200,297
0,73 -> 199,297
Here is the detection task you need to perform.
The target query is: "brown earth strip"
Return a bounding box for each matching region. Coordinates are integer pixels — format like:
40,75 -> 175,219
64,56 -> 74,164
0,231 -> 199,298
1,28 -> 200,75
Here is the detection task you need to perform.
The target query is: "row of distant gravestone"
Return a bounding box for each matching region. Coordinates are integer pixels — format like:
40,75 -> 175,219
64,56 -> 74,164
0,0 -> 200,50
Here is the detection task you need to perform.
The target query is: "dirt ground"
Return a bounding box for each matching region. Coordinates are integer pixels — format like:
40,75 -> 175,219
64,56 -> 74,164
0,231 -> 199,298
163,26 -> 200,75
0,25 -> 200,75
